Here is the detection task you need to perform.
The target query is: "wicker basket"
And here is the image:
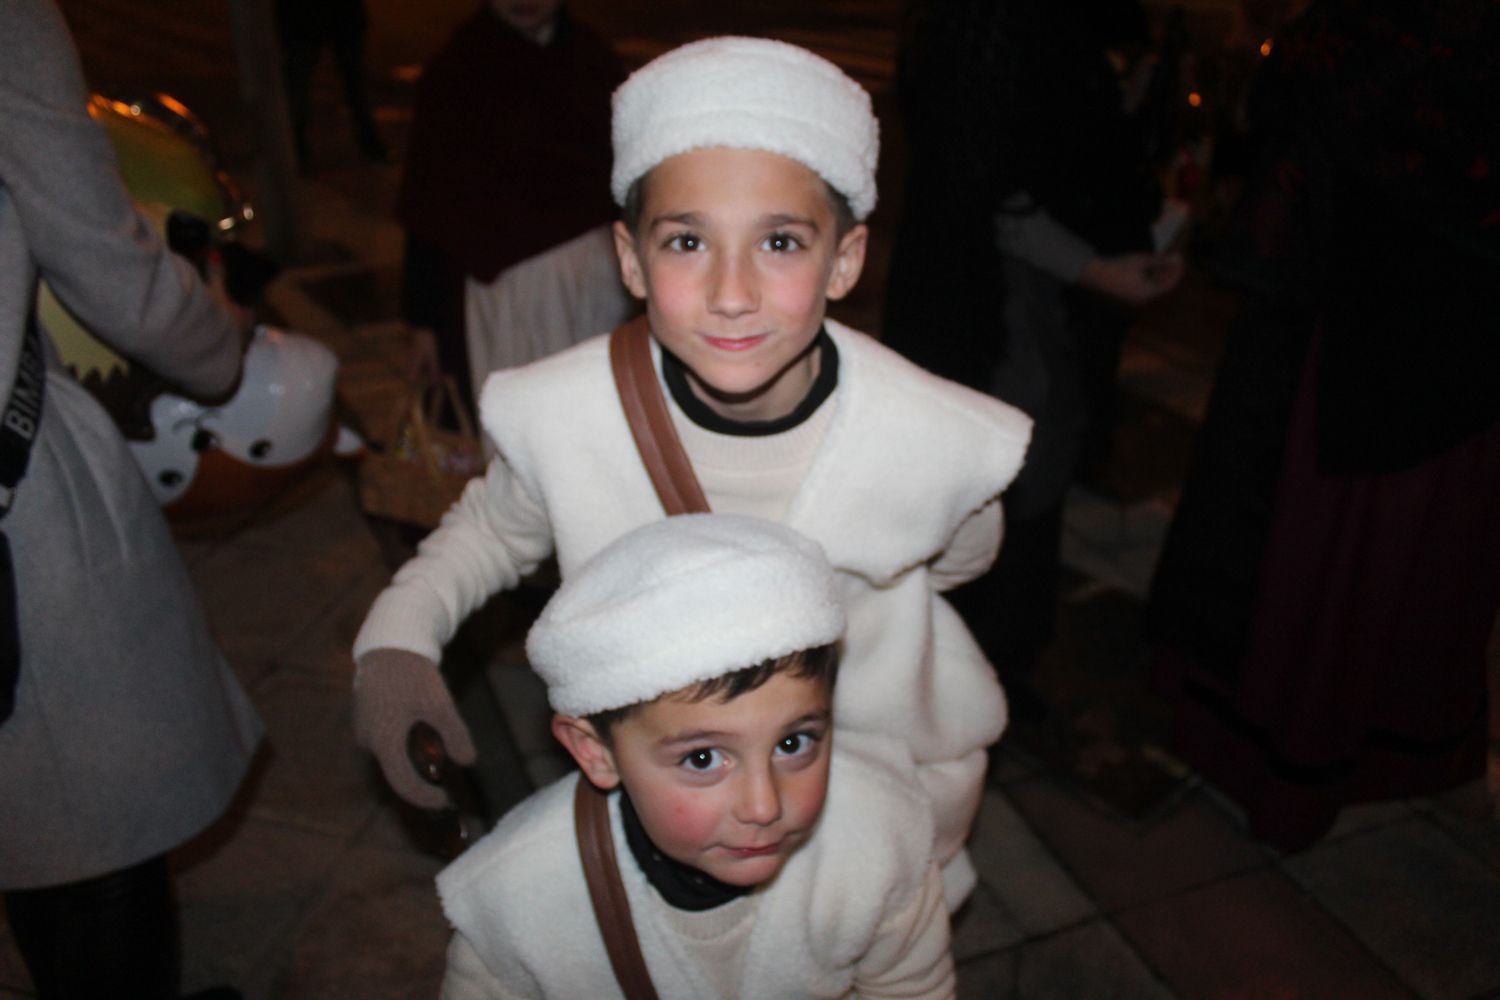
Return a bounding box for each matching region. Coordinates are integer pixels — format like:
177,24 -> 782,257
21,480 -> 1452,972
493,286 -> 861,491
357,377 -> 484,529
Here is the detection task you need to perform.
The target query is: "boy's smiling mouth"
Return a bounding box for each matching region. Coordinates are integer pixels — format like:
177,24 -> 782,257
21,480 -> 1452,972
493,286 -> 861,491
724,840 -> 784,858
701,333 -> 770,352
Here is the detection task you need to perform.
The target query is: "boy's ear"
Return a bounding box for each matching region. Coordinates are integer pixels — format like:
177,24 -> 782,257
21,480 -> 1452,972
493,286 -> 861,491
551,714 -> 622,791
824,223 -> 868,302
612,221 -> 648,299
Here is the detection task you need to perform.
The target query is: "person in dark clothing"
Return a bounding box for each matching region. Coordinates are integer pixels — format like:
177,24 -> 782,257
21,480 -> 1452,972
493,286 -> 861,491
883,0 -> 1183,710
395,0 -> 623,416
275,0 -> 389,167
1146,0 -> 1500,850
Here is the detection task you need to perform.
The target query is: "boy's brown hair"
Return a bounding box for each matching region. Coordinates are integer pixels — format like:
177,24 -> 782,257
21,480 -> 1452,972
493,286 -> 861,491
585,643 -> 840,744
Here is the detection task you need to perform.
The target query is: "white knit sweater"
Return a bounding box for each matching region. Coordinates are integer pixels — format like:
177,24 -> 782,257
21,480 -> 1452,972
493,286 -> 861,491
355,321 -> 1032,850
436,731 -> 955,999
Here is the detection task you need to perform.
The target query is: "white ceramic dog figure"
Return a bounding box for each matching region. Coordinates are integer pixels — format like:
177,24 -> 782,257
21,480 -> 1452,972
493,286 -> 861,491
130,325 -> 358,517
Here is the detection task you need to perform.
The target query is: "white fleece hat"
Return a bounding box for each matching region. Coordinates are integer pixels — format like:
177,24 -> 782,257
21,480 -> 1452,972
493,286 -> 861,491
527,514 -> 845,717
610,36 -> 879,220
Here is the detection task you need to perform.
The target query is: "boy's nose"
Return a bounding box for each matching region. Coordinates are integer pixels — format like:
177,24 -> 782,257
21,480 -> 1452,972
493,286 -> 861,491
733,763 -> 783,826
707,250 -> 758,319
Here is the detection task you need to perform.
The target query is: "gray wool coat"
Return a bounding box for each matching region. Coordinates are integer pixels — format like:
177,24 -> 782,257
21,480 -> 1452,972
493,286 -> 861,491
0,0 -> 262,889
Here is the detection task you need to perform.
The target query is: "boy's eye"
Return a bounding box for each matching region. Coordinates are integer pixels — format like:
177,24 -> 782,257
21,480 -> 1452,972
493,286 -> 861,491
775,732 -> 819,757
762,232 -> 803,252
665,233 -> 703,252
681,747 -> 725,771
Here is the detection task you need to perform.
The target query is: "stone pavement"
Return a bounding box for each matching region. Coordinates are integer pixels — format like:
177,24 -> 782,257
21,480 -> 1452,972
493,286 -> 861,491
6,7 -> 1500,997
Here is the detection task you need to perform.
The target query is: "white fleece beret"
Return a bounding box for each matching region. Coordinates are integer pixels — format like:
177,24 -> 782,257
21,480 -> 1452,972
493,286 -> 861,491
611,36 -> 880,220
527,514 -> 845,717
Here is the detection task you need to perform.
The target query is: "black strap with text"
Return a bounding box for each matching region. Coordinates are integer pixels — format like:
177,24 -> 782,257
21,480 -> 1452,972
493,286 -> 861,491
0,313 -> 46,723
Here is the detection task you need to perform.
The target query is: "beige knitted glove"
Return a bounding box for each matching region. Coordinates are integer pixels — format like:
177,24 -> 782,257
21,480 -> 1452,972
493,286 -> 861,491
353,648 -> 477,809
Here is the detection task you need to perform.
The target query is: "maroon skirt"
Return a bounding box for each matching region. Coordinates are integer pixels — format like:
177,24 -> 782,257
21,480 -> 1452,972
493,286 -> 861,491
1159,340 -> 1500,851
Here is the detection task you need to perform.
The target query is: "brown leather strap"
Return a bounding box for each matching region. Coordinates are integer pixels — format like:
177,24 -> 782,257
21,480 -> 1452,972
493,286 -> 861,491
575,778 -> 660,1000
609,316 -> 711,516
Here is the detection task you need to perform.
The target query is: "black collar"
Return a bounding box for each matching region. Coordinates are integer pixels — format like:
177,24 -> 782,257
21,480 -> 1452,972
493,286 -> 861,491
660,329 -> 839,437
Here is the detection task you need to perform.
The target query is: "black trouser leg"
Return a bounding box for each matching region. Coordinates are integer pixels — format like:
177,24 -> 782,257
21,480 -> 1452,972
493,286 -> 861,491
953,501 -> 1065,677
330,33 -> 385,157
4,856 -> 177,1000
1071,296 -> 1130,477
279,40 -> 318,166
949,500 -> 1065,721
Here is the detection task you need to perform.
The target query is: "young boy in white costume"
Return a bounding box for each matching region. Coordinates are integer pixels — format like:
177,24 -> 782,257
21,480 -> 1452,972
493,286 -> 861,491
436,515 -> 955,999
353,36 -> 1033,908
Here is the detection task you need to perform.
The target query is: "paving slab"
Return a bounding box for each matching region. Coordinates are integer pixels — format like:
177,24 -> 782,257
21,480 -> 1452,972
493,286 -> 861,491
291,180 -> 405,268
969,789 -> 1098,938
1283,817 -> 1500,1000
1006,585 -> 1189,824
958,919 -> 1173,1000
352,788 -> 473,862
298,265 -> 403,328
173,816 -> 349,999
952,881 -> 1027,961
223,468 -> 381,562
1063,488 -> 1132,552
1005,779 -> 1267,911
262,269 -> 347,340
1126,266 -> 1237,380
1116,350 -> 1215,424
1015,919 -> 1173,1000
280,561 -> 389,679
1321,798 -> 1415,842
241,670 -> 386,840
1115,867 -> 1414,1000
189,531 -> 367,682
268,844 -> 448,1000
1416,778 -> 1500,878
1060,532 -> 1168,604
956,948 -> 1018,1000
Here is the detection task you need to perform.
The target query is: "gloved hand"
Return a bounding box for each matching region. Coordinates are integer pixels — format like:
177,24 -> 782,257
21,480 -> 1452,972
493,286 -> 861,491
353,648 -> 477,809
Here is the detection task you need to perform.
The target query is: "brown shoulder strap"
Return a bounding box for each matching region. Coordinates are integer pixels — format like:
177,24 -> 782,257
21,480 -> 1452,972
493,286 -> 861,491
574,778 -> 661,1000
609,315 -> 711,516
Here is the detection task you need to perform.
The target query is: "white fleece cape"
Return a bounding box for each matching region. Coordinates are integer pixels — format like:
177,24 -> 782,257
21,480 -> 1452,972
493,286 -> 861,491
437,731 -> 954,999
356,320 -> 1032,863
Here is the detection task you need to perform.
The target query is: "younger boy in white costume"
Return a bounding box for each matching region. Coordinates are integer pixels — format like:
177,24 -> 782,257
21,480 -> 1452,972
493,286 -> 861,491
437,515 -> 955,999
353,36 -> 1032,908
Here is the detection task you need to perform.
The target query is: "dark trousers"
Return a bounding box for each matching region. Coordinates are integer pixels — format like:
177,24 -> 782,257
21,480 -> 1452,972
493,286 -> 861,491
4,856 -> 177,1000
280,32 -> 384,162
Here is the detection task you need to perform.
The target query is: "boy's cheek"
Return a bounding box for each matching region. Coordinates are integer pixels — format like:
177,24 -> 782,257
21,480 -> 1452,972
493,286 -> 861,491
662,793 -> 723,846
790,760 -> 833,830
629,779 -> 723,856
645,284 -> 698,323
656,260 -> 720,304
767,279 -> 834,321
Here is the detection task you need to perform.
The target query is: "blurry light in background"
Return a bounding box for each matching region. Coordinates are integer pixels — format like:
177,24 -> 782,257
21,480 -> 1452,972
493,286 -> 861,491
1188,92 -> 1203,108
1260,39 -> 1274,57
